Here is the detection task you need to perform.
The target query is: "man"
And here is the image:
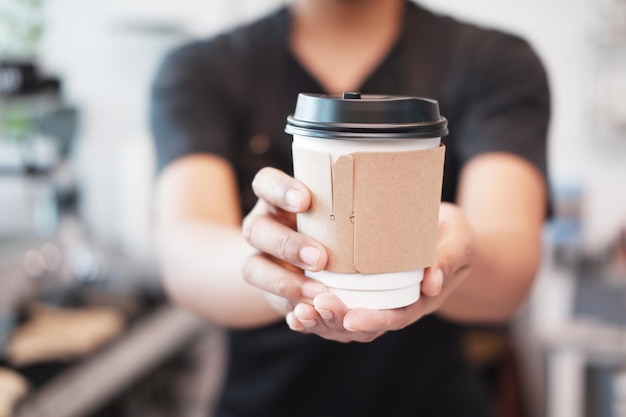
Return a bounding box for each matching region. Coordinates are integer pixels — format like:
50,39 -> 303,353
151,0 -> 549,415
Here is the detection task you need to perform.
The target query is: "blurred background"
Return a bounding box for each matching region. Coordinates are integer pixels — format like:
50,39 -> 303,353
0,0 -> 625,416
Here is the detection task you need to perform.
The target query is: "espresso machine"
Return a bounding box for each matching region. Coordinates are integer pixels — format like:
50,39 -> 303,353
0,62 -> 157,357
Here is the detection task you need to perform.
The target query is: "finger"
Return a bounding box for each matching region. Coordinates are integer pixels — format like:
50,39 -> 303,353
242,214 -> 328,271
312,292 -> 349,331
293,303 -> 322,328
428,241 -> 473,295
286,311 -> 311,333
434,204 -> 476,285
247,197 -> 297,229
293,302 -> 353,343
251,167 -> 311,213
243,254 -> 326,301
264,292 -> 296,316
421,267 -> 444,297
343,304 -> 420,333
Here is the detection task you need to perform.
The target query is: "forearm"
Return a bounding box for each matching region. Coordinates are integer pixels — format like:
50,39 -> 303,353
436,153 -> 547,324
437,226 -> 542,323
158,220 -> 283,328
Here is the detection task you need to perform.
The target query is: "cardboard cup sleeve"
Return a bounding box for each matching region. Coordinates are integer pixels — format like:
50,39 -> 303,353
293,145 -> 446,274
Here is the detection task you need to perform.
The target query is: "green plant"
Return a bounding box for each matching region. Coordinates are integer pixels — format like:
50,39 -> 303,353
0,104 -> 33,142
0,0 -> 45,59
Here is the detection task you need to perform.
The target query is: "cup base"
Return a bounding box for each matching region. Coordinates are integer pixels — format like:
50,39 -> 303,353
328,284 -> 421,310
305,269 -> 424,310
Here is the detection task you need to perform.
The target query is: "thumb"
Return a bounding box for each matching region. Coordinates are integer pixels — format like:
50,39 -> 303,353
421,267 -> 444,297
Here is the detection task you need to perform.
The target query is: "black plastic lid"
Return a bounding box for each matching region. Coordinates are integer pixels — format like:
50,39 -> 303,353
285,92 -> 448,139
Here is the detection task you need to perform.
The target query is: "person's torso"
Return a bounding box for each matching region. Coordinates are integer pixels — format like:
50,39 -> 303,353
207,4 -> 496,416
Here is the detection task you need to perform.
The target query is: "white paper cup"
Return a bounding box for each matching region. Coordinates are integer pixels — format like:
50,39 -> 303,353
286,93 -> 448,309
292,135 -> 440,309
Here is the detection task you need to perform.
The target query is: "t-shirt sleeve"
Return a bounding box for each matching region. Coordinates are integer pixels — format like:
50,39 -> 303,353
456,33 -> 551,179
149,40 -> 239,173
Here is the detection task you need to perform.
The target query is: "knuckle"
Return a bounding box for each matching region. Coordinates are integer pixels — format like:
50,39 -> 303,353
250,167 -> 272,195
275,268 -> 305,301
265,293 -> 292,315
241,215 -> 255,243
242,255 -> 275,289
241,255 -> 258,285
274,272 -> 294,297
276,232 -> 300,260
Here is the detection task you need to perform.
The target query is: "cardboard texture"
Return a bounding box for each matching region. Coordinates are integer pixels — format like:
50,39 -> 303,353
293,145 -> 446,274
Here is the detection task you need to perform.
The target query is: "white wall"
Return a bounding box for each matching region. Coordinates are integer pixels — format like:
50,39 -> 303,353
37,0 -> 626,255
38,0 -> 285,254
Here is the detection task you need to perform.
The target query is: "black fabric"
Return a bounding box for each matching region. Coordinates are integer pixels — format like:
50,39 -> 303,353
150,2 -> 550,417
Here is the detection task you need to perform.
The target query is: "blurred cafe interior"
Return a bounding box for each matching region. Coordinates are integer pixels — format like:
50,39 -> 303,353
0,0 -> 625,416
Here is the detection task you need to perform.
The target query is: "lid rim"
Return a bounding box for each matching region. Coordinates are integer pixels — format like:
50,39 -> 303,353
285,125 -> 448,140
286,115 -> 448,133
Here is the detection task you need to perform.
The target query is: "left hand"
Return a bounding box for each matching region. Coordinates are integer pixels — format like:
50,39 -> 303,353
286,202 -> 476,343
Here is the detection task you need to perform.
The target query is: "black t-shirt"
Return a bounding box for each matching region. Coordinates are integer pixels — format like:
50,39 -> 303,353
150,3 -> 550,417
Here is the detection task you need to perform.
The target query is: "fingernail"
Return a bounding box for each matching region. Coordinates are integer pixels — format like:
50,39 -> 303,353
301,318 -> 318,328
318,309 -> 333,321
302,281 -> 325,299
285,312 -> 298,330
286,189 -> 304,210
299,246 -> 321,268
343,318 -> 358,332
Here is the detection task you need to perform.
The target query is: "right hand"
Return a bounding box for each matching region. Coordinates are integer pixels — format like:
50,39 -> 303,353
242,167 -> 330,316
242,168 -> 470,343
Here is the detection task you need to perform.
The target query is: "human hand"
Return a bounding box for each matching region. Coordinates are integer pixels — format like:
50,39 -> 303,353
285,202 -> 477,343
243,168 -> 476,343
242,167 -> 329,315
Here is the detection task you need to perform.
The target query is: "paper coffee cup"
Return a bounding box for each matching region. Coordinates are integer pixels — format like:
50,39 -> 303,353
286,93 -> 448,309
